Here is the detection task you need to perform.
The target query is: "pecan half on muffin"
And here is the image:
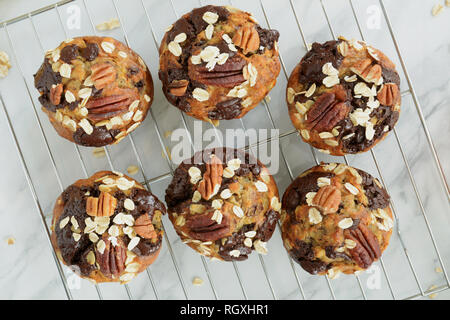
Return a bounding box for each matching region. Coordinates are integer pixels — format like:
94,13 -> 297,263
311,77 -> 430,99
281,163 -> 394,277
51,171 -> 165,283
165,148 -> 280,261
286,37 -> 401,155
158,5 -> 280,124
34,36 -> 153,147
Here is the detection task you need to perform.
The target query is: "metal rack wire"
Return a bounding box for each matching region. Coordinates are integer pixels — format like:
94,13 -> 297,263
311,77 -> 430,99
0,0 -> 448,300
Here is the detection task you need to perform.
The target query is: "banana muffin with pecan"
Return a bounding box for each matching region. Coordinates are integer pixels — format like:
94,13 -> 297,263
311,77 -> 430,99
34,36 -> 153,147
281,163 -> 394,277
165,148 -> 280,261
51,171 -> 165,283
287,37 -> 401,155
158,5 -> 280,124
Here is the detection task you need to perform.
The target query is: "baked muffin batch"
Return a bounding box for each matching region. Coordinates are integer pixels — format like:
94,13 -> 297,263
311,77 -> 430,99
29,5 -> 400,284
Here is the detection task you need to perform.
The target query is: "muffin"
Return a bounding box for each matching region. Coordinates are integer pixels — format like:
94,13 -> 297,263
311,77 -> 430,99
158,5 -> 280,124
34,36 -> 153,147
286,37 -> 401,155
165,148 -> 280,261
281,163 -> 394,277
51,171 -> 165,283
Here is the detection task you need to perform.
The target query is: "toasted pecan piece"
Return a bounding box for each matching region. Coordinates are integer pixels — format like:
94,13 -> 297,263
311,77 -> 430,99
312,185 -> 341,214
86,191 -> 117,217
190,55 -> 246,88
232,25 -> 260,54
305,92 -> 350,132
134,214 -> 157,239
344,224 -> 381,269
350,58 -> 382,84
95,235 -> 126,278
198,155 -> 223,200
91,62 -> 117,90
50,83 -> 63,105
377,83 -> 399,107
168,79 -> 189,96
86,94 -> 132,121
185,211 -> 230,242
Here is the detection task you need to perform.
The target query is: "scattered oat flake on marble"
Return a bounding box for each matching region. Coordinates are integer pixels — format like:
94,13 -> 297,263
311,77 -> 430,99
96,18 -> 120,31
432,4 -> 444,16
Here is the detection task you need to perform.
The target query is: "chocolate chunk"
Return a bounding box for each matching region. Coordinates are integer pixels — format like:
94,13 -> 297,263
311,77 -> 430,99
167,17 -> 196,44
34,59 -> 62,93
60,44 -> 79,63
80,42 -> 99,61
282,171 -> 335,214
339,106 -> 399,154
256,25 -> 280,51
325,246 -> 351,260
165,164 -> 195,210
133,237 -> 162,256
189,5 -> 229,33
218,224 -> 253,261
57,185 -> 95,276
357,169 -> 390,210
381,65 -> 400,86
256,209 -> 280,242
289,240 -> 329,274
130,188 -> 166,219
208,98 -> 243,120
299,40 -> 343,86
72,126 -> 120,147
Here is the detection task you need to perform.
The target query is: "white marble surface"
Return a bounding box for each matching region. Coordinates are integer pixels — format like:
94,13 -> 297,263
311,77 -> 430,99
0,0 -> 449,300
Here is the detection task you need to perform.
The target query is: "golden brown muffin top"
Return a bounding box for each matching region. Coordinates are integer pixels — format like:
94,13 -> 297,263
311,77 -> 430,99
281,163 -> 394,277
165,148 -> 280,261
287,37 -> 401,156
51,171 -> 165,283
34,36 -> 153,147
159,5 -> 280,124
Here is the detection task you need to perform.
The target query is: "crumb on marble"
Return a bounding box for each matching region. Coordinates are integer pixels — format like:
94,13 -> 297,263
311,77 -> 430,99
93,147 -> 106,158
192,277 -> 204,286
162,147 -> 171,161
96,18 -> 120,31
431,4 -> 444,16
0,51 -> 11,79
127,165 -> 139,176
6,236 -> 15,245
428,285 -> 438,299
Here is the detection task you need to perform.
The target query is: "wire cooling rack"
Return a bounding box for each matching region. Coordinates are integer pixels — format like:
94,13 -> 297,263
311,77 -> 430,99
0,0 -> 448,300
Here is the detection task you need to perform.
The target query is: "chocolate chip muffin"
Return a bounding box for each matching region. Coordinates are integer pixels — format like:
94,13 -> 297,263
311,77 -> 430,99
165,148 -> 280,261
281,163 -> 393,277
287,37 -> 401,155
158,5 -> 280,124
34,36 -> 153,147
51,171 -> 165,283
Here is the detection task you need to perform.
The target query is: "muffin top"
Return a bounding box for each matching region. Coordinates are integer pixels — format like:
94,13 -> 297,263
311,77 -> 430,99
51,171 -> 165,283
287,37 -> 401,155
159,5 -> 280,124
165,148 -> 280,261
281,163 -> 394,277
34,36 -> 153,147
